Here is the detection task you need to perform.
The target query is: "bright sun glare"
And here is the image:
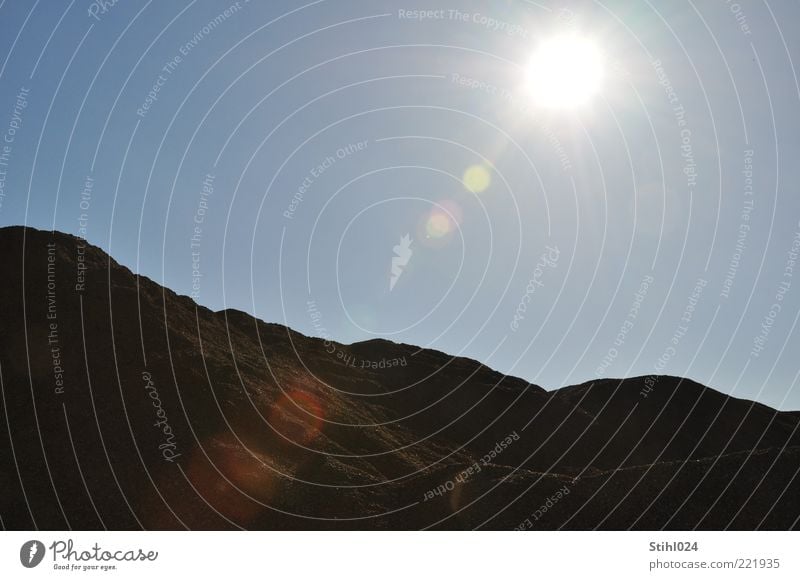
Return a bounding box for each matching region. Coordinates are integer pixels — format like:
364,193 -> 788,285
525,33 -> 605,109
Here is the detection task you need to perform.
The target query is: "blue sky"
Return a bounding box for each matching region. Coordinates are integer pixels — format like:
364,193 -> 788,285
2,0 -> 800,410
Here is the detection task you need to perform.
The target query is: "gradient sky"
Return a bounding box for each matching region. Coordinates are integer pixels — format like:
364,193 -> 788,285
2,0 -> 800,410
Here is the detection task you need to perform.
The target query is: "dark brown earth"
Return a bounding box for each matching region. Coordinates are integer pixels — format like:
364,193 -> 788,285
1,226 -> 798,530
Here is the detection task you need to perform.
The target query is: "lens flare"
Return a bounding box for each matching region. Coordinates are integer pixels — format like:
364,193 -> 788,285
268,390 -> 324,445
168,434 -> 279,527
462,164 -> 492,193
418,200 -> 463,247
426,211 -> 452,238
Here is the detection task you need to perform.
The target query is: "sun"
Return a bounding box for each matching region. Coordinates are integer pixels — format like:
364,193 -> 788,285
525,33 -> 605,109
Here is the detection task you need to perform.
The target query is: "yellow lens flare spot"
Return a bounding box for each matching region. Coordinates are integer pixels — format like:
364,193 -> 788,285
462,164 -> 492,193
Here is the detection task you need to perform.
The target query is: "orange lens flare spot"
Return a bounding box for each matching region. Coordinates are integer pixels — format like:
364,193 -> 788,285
183,435 -> 275,526
426,211 -> 452,238
267,390 -> 324,445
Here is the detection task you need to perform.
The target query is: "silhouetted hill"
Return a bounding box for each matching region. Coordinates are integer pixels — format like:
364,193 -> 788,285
0,226 -> 798,530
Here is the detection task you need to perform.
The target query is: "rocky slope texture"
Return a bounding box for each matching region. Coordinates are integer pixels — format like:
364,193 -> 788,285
1,226 -> 798,530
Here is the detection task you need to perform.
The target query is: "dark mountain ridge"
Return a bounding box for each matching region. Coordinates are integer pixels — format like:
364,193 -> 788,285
1,226 -> 798,530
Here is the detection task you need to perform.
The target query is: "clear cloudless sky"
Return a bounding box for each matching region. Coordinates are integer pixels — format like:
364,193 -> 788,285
2,0 -> 800,409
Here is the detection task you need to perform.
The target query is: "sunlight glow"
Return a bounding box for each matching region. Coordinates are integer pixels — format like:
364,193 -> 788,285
525,33 -> 605,109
